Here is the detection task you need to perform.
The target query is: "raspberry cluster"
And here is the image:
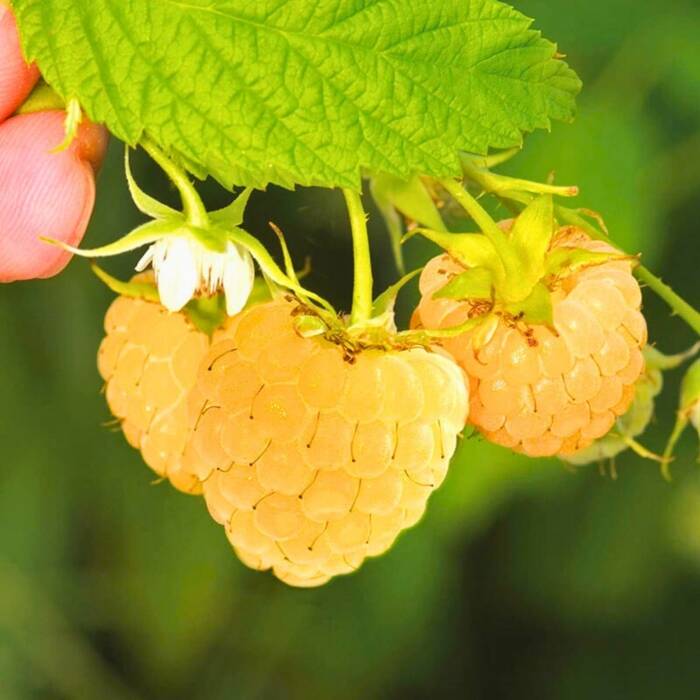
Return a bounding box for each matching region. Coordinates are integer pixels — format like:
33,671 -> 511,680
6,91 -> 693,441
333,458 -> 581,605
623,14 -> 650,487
416,228 -> 647,457
183,300 -> 468,587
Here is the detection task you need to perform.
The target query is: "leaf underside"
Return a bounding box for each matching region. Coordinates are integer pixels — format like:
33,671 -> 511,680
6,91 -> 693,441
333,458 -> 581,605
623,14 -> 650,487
14,0 -> 581,189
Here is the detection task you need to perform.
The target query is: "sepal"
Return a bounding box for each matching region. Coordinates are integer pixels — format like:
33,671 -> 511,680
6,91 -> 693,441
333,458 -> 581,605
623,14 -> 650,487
663,358 -> 700,478
503,282 -> 553,327
370,172 -> 445,232
91,264 -> 160,303
507,194 -> 553,298
433,266 -> 493,301
211,187 -> 253,228
43,218 -> 181,258
545,247 -> 632,279
404,228 -> 503,278
372,269 -> 421,319
125,148 -> 178,220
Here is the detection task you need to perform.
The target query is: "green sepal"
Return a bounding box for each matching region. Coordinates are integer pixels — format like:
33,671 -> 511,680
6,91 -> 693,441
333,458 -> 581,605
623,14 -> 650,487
503,194 -> 554,302
503,283 -> 553,327
91,264 -> 160,303
370,189 -> 404,274
43,219 -> 181,258
372,269 -> 421,319
679,358 -> 700,414
370,173 -> 445,232
191,224 -> 228,253
210,187 -> 254,228
50,98 -> 82,153
248,276 -> 274,307
185,294 -> 228,335
662,358 -> 700,476
398,314 -> 484,342
646,342 -> 700,372
370,173 -> 445,275
125,149 -> 178,220
224,227 -> 335,316
433,266 -> 494,301
16,81 -> 65,114
545,247 -> 630,279
405,228 -> 503,279
295,315 -> 327,338
268,222 -> 300,285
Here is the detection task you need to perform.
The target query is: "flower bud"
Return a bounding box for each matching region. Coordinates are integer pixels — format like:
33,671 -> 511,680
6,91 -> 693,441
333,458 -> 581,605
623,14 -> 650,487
0,6 -> 40,122
0,110 -> 108,282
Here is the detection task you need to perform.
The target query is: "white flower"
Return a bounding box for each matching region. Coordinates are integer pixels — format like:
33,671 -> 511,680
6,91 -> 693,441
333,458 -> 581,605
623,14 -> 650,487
136,236 -> 254,315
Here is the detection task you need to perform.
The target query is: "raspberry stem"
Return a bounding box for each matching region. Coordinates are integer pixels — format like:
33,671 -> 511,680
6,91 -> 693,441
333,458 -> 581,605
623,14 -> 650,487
439,178 -> 510,249
140,138 -> 209,229
343,189 -> 373,326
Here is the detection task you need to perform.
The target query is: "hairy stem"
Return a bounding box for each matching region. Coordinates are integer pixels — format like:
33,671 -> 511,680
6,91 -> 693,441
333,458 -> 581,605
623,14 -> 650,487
140,138 -> 209,229
343,189 -> 374,325
636,268 -> 700,335
439,178 -> 509,250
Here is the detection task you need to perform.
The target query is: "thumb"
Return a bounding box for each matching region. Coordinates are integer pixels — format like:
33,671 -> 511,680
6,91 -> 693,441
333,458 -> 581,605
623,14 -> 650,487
0,5 -> 40,122
0,110 -> 108,282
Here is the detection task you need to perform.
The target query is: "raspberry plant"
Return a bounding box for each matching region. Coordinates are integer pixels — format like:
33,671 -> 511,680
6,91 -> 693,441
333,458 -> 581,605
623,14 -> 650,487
2,0 -> 699,586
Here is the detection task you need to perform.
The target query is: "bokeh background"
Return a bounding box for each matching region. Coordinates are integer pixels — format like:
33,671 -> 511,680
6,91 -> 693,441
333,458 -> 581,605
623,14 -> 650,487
2,0 -> 700,697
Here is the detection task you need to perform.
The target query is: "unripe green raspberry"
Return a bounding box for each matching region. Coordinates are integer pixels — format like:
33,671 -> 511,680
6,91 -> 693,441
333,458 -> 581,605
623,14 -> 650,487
186,300 -> 468,587
416,228 -> 647,458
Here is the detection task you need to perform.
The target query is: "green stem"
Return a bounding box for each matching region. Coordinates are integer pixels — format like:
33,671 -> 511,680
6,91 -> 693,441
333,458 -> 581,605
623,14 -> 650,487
343,188 -> 374,326
439,178 -> 509,250
661,413 -> 688,481
140,138 -> 209,228
635,267 -> 700,335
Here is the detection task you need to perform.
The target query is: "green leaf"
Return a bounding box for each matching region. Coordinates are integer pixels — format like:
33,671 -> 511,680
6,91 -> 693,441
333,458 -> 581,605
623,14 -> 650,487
13,0 -> 581,189
434,267 -> 494,301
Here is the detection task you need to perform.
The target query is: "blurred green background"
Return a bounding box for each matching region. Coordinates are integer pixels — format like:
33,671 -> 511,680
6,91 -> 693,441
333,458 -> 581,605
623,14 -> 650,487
1,0 -> 700,697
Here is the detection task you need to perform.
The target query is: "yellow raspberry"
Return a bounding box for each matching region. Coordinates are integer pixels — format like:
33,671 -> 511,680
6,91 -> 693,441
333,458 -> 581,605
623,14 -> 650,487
185,300 -> 468,587
416,228 -> 647,458
98,292 -> 211,494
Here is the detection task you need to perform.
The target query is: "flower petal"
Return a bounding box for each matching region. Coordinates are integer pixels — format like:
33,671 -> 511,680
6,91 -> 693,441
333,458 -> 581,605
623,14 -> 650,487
223,244 -> 255,315
135,244 -> 155,272
157,238 -> 198,311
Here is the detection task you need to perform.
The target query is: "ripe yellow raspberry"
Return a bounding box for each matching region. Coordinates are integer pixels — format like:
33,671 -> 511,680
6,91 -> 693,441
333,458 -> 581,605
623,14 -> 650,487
416,228 -> 647,458
185,300 -> 468,587
98,292 -> 210,494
